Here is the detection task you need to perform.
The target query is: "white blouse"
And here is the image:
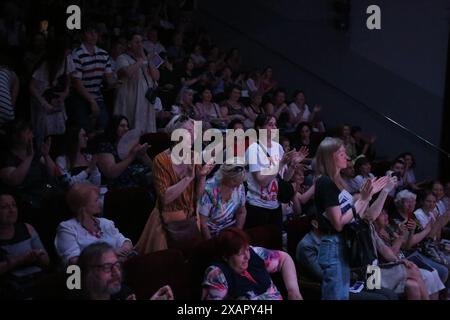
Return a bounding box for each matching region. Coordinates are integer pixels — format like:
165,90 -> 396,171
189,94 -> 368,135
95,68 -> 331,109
54,218 -> 130,265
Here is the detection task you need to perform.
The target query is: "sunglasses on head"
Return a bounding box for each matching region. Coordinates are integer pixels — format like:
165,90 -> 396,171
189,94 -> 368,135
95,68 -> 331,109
175,115 -> 189,124
231,166 -> 245,173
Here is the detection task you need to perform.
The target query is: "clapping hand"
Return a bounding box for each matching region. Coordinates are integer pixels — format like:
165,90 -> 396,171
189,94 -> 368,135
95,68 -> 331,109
383,176 -> 398,193
281,149 -> 296,166
150,285 -> 174,300
291,146 -> 309,164
197,159 -> 215,178
360,179 -> 373,201
369,176 -> 389,196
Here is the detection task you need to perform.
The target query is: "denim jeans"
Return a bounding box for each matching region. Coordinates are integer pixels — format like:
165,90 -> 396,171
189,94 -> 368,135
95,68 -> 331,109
318,234 -> 350,300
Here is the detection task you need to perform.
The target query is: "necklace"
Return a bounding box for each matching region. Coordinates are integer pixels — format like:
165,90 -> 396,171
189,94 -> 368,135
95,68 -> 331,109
82,217 -> 103,239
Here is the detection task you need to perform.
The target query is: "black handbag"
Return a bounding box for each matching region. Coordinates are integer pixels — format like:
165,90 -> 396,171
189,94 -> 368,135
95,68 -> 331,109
277,174 -> 295,204
127,54 -> 158,104
343,215 -> 377,269
144,87 -> 158,104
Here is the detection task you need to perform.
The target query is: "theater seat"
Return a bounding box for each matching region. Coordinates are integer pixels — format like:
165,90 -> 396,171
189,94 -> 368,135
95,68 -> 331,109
103,187 -> 155,244
140,132 -> 172,159
123,249 -> 191,300
286,216 -> 311,259
31,272 -> 69,300
246,224 -> 283,251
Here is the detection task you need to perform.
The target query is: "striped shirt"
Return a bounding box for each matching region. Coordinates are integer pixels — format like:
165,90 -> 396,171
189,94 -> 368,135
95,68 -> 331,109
0,68 -> 15,126
71,43 -> 112,100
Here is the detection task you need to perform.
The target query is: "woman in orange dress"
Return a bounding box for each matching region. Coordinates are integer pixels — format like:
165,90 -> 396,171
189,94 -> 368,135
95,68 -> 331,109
136,115 -> 214,253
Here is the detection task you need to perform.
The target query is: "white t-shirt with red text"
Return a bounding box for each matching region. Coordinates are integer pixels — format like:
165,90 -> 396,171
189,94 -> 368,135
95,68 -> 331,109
245,142 -> 284,209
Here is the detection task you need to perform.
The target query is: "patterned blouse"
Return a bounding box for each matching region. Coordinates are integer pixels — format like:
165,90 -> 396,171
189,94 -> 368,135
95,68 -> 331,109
202,246 -> 283,300
96,141 -> 147,189
198,177 -> 246,236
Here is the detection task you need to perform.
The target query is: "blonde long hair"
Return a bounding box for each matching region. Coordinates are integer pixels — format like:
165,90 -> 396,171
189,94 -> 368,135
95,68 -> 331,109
315,137 -> 345,189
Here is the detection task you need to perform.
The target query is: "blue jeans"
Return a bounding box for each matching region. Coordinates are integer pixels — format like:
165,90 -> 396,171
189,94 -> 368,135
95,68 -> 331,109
318,234 -> 350,300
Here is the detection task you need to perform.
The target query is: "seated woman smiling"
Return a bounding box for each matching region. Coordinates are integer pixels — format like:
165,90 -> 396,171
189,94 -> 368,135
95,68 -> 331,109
202,228 -> 302,300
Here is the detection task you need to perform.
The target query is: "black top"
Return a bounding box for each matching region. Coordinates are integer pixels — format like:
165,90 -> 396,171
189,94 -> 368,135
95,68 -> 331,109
315,175 -> 341,234
96,141 -> 148,189
0,223 -> 30,247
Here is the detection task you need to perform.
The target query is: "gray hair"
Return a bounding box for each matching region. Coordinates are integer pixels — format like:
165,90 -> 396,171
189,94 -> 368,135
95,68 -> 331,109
394,189 -> 417,208
176,87 -> 195,105
78,242 -> 119,298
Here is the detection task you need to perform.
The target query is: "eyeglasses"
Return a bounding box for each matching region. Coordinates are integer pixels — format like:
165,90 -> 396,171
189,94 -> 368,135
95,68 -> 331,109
92,261 -> 122,273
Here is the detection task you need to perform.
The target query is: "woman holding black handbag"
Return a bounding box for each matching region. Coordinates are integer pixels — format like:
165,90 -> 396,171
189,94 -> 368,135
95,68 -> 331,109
314,137 -> 390,300
114,32 -> 160,134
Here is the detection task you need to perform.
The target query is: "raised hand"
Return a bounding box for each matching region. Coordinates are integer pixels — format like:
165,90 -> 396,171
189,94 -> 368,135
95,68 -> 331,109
292,146 -> 309,164
383,176 -> 398,193
370,176 -> 389,195
281,149 -> 296,166
360,179 -> 373,201
197,159 -> 215,178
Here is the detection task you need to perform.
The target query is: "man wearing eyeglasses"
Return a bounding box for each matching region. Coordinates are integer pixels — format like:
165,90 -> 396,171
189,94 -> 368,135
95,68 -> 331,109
75,242 -> 173,300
